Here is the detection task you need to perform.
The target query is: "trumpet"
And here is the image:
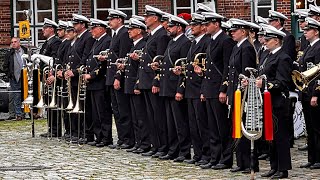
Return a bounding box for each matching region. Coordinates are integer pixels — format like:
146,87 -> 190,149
192,53 -> 206,71
169,58 -> 188,74
127,49 -> 144,58
292,62 -> 320,92
65,64 -> 74,110
93,49 -> 112,58
47,64 -> 63,109
34,66 -> 50,108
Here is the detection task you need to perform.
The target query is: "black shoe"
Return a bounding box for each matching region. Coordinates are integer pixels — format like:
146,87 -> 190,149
141,150 -> 156,156
261,169 -> 277,177
87,141 -> 98,146
152,151 -> 166,158
173,156 -> 187,162
258,154 -> 269,160
6,116 -> 16,120
200,162 -> 215,169
271,171 -> 288,179
300,162 -> 314,168
40,133 -> 49,138
119,144 -> 133,149
133,148 -> 148,154
298,144 -> 308,151
212,164 -> 232,170
108,144 -> 121,149
183,159 -> 197,164
310,163 -> 320,169
195,159 -> 209,166
70,137 -> 79,144
126,147 -> 138,152
230,167 -> 244,172
96,142 -> 108,147
159,154 -> 175,160
241,168 -> 251,174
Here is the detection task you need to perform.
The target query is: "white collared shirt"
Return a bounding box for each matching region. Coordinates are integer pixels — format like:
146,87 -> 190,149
97,33 -> 107,41
133,37 -> 143,46
195,34 -> 205,44
151,25 -> 163,36
211,29 -> 222,40
279,27 -> 284,31
62,38 -> 67,43
47,35 -> 55,41
237,38 -> 247,47
310,38 -> 320,47
71,39 -> 76,46
173,33 -> 184,41
271,46 -> 282,54
114,25 -> 124,36
78,29 -> 88,38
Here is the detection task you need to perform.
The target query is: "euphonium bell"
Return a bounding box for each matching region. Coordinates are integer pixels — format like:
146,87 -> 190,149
292,63 -> 320,92
34,66 -> 50,108
70,65 -> 87,113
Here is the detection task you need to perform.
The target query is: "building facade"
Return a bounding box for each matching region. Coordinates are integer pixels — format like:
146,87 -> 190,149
0,0 -> 320,47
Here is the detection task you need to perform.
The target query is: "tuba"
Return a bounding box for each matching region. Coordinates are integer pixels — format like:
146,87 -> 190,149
292,63 -> 320,92
193,53 -> 206,71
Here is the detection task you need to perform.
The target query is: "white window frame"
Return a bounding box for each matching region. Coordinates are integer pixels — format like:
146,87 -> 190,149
254,0 -> 275,18
93,0 -> 135,23
13,0 -> 55,46
173,0 -> 216,15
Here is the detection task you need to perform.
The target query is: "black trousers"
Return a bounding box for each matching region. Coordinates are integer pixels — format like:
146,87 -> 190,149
129,94 -> 150,149
142,89 -> 167,152
165,97 -> 191,157
302,100 -> 316,164
270,96 -> 292,171
107,85 -> 134,146
85,89 -> 112,143
206,98 -> 233,165
187,98 -> 210,161
46,91 -> 61,136
311,105 -> 320,163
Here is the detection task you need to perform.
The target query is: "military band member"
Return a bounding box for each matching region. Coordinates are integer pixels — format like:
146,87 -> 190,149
153,15 -> 191,161
258,24 -> 292,179
39,18 -> 61,138
194,12 -> 235,169
161,12 -> 172,30
296,9 -> 309,52
226,18 -> 258,173
135,5 -> 170,157
104,9 -> 135,149
179,13 -> 211,165
82,18 -> 112,147
64,14 -> 95,143
298,17 -> 320,170
55,20 -> 71,138
121,18 -> 150,153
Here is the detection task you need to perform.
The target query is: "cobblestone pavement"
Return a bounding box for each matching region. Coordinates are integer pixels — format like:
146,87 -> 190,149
0,119 -> 319,180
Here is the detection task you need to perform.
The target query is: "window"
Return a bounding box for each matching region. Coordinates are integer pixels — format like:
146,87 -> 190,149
173,0 -> 216,15
93,0 -> 135,21
13,0 -> 56,46
254,0 -> 274,18
295,0 -> 320,10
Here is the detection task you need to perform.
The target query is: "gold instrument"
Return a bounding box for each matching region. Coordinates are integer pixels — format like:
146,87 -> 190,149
169,58 -> 188,74
21,67 -> 30,112
65,64 -> 74,110
127,49 -> 144,58
48,64 -> 63,108
70,65 -> 87,114
292,63 -> 320,92
193,53 -> 206,71
34,66 -> 50,108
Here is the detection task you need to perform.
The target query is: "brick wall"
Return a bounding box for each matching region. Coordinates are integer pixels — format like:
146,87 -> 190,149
57,0 -> 92,20
0,0 -> 12,47
137,0 -> 172,15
